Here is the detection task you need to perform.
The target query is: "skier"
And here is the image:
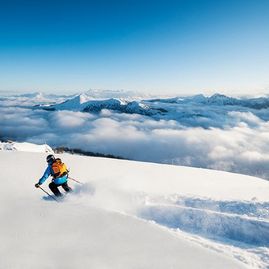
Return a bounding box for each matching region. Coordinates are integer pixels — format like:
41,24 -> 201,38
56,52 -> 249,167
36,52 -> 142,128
35,154 -> 72,197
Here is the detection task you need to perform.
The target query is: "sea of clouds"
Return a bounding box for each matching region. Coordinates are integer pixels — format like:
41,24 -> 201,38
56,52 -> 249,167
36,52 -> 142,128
1,93 -> 269,180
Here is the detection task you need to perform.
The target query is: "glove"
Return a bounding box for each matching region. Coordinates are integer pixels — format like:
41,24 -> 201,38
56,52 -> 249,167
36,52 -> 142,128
35,183 -> 40,188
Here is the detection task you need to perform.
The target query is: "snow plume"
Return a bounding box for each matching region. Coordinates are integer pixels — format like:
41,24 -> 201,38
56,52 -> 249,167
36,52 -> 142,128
1,101 -> 269,179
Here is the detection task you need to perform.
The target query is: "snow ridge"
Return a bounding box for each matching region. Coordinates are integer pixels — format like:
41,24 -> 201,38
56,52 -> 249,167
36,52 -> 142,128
37,93 -> 269,122
0,141 -> 54,153
48,95 -> 160,116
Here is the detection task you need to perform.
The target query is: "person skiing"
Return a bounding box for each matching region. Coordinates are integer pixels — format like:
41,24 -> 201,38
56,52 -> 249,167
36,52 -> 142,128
35,154 -> 72,197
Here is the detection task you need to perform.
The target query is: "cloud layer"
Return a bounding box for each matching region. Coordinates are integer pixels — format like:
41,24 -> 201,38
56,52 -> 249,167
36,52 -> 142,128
1,95 -> 269,180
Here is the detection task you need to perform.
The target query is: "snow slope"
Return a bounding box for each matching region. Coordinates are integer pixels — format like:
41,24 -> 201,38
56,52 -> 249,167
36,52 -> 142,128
1,150 -> 269,268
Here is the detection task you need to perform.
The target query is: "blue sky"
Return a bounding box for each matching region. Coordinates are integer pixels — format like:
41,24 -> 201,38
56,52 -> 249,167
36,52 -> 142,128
0,0 -> 268,95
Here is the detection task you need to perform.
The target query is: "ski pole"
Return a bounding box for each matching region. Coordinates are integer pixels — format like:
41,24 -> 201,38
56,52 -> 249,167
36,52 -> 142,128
37,186 -> 59,202
68,176 -> 83,185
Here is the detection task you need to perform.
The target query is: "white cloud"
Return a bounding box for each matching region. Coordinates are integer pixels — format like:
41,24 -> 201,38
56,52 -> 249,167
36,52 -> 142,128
1,104 -> 269,180
49,111 -> 92,129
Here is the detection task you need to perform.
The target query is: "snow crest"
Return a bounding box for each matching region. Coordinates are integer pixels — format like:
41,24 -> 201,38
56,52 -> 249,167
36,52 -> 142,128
0,141 -> 54,153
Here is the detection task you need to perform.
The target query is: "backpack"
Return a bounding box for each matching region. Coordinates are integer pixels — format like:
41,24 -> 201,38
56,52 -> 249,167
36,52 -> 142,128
51,158 -> 68,178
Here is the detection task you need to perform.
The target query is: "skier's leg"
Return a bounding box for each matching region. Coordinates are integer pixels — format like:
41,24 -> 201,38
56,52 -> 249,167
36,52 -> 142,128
49,182 -> 62,197
62,182 -> 72,193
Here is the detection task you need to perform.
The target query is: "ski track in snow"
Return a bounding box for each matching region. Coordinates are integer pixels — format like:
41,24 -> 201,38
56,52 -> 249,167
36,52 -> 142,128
138,196 -> 269,268
64,184 -> 269,268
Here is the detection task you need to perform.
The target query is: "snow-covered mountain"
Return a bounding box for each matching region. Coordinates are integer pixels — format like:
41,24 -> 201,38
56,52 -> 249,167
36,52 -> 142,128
0,89 -> 150,108
45,94 -> 163,116
0,148 -> 268,268
4,91 -> 269,116
38,93 -> 269,119
148,93 -> 269,108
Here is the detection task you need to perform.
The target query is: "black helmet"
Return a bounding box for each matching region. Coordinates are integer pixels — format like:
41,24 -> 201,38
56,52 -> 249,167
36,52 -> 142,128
46,154 -> 55,164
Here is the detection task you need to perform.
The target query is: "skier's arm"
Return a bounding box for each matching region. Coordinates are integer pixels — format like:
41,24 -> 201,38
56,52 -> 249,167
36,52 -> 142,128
38,166 -> 51,185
